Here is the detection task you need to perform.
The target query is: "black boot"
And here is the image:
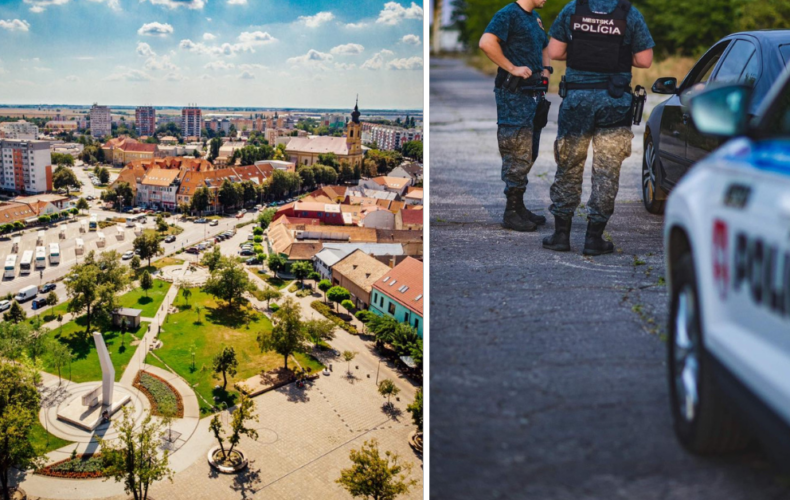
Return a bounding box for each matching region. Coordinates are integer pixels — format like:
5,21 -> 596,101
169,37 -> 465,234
542,216 -> 572,251
502,190 -> 537,232
583,221 -> 614,256
514,192 -> 547,226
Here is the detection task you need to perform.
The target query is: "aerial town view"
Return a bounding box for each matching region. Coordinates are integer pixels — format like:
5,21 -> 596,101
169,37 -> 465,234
0,1 -> 423,499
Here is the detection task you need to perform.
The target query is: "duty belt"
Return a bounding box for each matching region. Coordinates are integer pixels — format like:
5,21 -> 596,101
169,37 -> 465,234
564,81 -> 632,93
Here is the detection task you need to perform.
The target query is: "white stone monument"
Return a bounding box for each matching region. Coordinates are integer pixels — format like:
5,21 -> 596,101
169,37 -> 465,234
56,332 -> 132,431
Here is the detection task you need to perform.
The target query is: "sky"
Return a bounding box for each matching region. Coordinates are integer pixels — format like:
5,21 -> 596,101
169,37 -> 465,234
0,0 -> 424,110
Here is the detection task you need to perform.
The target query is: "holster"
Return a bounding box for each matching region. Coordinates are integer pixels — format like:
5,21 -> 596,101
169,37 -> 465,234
532,97 -> 551,162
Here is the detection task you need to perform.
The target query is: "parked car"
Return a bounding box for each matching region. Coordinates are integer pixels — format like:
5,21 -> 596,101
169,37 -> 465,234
0,300 -> 10,312
39,283 -> 56,293
240,248 -> 254,256
122,251 -> 134,260
195,218 -> 208,224
31,297 -> 48,310
235,212 -> 244,219
245,257 -> 260,265
663,71 -> 790,462
247,234 -> 254,241
164,235 -> 176,243
209,220 -> 219,226
643,30 -> 790,214
185,247 -> 200,254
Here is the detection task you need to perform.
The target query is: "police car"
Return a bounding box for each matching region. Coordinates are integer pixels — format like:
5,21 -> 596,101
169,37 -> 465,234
664,69 -> 790,460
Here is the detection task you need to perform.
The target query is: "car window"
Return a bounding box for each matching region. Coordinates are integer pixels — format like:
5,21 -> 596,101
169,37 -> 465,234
685,41 -> 730,88
714,40 -> 757,84
741,52 -> 760,86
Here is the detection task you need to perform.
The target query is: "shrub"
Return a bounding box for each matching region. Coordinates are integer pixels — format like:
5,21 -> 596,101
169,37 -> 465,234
37,454 -> 104,478
270,303 -> 280,313
134,371 -> 184,418
253,235 -> 263,243
287,283 -> 299,293
311,300 -> 358,335
253,227 -> 263,236
38,215 -> 51,224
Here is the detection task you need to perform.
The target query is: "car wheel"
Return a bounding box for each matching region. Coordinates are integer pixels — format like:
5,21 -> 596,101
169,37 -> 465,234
642,137 -> 667,215
668,253 -> 750,453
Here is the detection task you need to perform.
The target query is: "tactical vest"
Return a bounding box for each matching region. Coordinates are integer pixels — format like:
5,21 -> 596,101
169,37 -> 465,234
567,0 -> 632,73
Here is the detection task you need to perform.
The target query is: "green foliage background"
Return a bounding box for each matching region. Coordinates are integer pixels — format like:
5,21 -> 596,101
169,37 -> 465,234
451,0 -> 790,59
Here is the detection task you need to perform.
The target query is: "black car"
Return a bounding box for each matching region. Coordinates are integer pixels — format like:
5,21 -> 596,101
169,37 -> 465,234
643,30 -> 790,214
31,297 -> 48,310
39,283 -> 56,293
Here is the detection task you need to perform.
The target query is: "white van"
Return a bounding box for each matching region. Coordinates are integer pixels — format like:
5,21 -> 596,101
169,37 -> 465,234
15,285 -> 37,302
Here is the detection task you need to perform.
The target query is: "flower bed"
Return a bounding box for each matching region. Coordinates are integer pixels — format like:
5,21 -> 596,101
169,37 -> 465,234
311,301 -> 358,335
36,454 -> 104,479
133,371 -> 184,418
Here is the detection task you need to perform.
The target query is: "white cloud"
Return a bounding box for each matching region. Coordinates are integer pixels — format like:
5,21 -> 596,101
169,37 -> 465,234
387,56 -> 423,70
165,72 -> 186,81
202,32 -> 216,40
199,74 -> 213,80
239,71 -> 254,79
298,11 -> 334,28
334,62 -> 357,71
401,34 -> 420,45
330,43 -> 364,56
377,2 -> 423,25
75,56 -> 96,61
136,42 -> 156,57
145,55 -> 177,71
32,66 -> 51,72
65,75 -> 79,82
87,0 -> 120,10
204,60 -> 235,71
24,0 -> 68,13
104,69 -> 153,82
360,49 -> 394,71
228,0 -> 246,4
138,22 -> 174,37
286,49 -> 333,70
141,0 -> 206,9
237,31 -> 276,46
21,57 -> 41,63
238,63 -> 266,71
0,19 -> 31,32
344,22 -> 366,29
180,39 -> 250,57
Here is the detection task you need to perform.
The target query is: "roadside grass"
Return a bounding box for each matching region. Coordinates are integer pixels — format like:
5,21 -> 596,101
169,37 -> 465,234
29,300 -> 71,325
31,421 -> 72,454
116,279 -> 171,317
42,315 -> 148,383
148,287 -> 322,414
251,270 -> 292,290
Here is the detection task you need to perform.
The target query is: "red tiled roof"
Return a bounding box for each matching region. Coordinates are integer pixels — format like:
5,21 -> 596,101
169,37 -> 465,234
400,209 -> 422,225
372,257 -> 423,315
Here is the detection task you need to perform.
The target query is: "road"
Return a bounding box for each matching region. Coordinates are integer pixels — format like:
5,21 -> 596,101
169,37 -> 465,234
429,58 -> 790,499
0,208 -> 255,315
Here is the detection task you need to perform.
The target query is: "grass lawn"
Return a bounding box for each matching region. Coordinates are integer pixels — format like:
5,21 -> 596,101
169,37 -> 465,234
31,421 -> 73,454
148,287 -> 323,414
29,300 -> 71,325
252,270 -> 292,290
116,279 -> 171,317
42,315 -> 149,383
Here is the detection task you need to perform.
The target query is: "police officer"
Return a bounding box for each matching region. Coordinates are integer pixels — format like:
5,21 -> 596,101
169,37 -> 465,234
479,0 -> 551,232
542,0 -> 654,254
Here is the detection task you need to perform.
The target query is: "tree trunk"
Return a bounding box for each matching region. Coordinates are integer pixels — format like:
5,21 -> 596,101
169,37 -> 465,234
222,370 -> 227,390
1,467 -> 9,500
284,353 -> 288,370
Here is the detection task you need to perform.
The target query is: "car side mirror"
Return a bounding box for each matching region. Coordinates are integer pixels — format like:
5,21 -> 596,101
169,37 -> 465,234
652,77 -> 678,94
686,84 -> 753,138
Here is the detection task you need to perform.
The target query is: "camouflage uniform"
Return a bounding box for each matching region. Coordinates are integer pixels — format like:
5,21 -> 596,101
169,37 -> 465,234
548,0 -> 654,223
485,3 -> 548,196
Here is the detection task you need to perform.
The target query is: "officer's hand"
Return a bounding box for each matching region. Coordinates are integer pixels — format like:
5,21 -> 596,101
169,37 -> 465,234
541,69 -> 551,79
510,66 -> 532,79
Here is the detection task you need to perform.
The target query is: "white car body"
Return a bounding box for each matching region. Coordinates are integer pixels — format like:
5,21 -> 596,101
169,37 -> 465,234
665,136 -> 790,435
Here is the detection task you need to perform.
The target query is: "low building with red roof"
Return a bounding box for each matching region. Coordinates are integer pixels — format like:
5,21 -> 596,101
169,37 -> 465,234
370,257 -> 423,336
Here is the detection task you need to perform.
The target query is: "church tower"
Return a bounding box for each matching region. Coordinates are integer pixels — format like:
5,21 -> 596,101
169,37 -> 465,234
346,96 -> 362,158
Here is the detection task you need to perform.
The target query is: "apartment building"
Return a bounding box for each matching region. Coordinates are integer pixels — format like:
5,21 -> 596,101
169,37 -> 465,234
135,106 -> 156,137
0,121 -> 39,140
181,106 -> 202,139
137,168 -> 182,210
361,123 -> 422,151
89,104 -> 112,138
0,140 -> 52,194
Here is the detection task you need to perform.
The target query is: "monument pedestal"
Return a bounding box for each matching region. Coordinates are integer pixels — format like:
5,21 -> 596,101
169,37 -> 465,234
57,391 -> 131,431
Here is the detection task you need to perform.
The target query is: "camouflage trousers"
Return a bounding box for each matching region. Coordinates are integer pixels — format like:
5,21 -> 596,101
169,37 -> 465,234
549,89 -> 634,224
498,125 -> 542,195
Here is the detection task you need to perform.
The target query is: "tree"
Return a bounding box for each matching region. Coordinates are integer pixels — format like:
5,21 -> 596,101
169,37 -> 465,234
266,253 -> 286,278
133,231 -> 163,268
99,406 -> 174,500
391,323 -> 419,357
318,279 -> 332,303
3,301 -> 26,324
218,181 -> 242,213
113,181 -> 135,208
257,297 -> 309,370
401,141 -> 423,162
212,346 -> 238,390
178,202 -> 191,217
291,260 -> 312,289
342,350 -> 357,375
303,318 -> 335,345
130,255 -> 141,271
76,197 -> 90,212
66,250 -> 129,334
336,439 -> 416,500
209,388 -> 259,460
53,166 -> 80,195
200,246 -> 224,272
208,136 -> 221,161
140,270 -> 153,297
98,167 -> 110,184
327,286 -> 351,312
181,287 -> 192,305
46,291 -> 58,307
341,299 -> 355,313
260,287 -> 281,308
0,363 -> 46,500
203,260 -> 254,310
51,152 -> 75,166
407,390 -> 422,432
257,208 -> 276,229
308,271 -> 321,284
49,341 -> 72,385
190,186 -> 211,215
156,215 -> 168,232
378,379 -> 400,407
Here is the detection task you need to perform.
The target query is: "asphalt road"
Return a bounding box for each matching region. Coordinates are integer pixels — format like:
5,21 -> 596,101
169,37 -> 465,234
429,58 -> 790,499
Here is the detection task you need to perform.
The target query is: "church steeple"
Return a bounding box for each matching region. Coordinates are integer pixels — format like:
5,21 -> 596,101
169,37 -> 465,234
351,95 -> 360,124
346,96 -> 362,158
